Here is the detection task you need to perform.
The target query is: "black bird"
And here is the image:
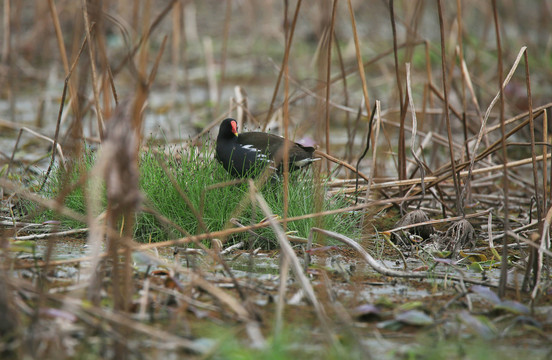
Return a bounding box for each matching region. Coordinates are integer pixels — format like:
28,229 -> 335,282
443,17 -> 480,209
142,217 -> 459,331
215,118 -> 318,178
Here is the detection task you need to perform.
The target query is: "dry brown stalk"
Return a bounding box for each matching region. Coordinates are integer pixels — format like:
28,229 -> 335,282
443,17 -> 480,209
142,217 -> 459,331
263,0 -> 303,130
333,153 -> 552,196
523,49 -> 543,293
345,0 -> 371,120
491,0 -> 509,298
314,150 -> 370,182
437,0 -> 462,215
253,185 -> 333,342
311,227 -> 500,287
389,0 -> 405,186
81,0 -> 105,141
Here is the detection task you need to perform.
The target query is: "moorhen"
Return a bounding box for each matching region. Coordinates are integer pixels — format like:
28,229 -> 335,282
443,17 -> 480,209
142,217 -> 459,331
215,118 -> 318,178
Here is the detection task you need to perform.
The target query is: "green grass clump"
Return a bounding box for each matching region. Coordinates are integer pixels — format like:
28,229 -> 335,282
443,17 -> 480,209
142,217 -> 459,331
36,141 -> 359,246
32,149 -> 97,229
138,141 -> 359,245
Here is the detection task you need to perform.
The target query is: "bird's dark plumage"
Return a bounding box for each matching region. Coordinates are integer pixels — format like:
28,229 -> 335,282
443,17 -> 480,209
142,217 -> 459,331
215,118 -> 317,178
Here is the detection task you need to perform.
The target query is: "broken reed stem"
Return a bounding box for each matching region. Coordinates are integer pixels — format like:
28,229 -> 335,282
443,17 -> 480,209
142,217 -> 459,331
437,0 -> 462,215
491,0 -> 509,298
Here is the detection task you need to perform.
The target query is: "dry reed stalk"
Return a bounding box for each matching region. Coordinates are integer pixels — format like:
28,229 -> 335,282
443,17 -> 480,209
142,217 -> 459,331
329,153 -> 552,199
430,107 -> 543,191
389,0 -> 406,186
543,110 -> 548,209
406,132 -> 432,177
81,0 -> 105,140
312,228 -> 499,287
134,196 -> 413,253
520,49 -> 542,293
459,53 -> 488,149
282,0 -> 292,231
47,0 -> 80,117
531,207 -> 552,301
437,0 -> 462,215
102,100 -> 142,358
366,144 -> 551,205
112,0 -> 177,76
491,0 -> 509,298
1,0 -> 15,124
285,40 -> 425,111
275,251 -> 290,335
314,150 -> 370,182
365,100 -> 382,202
9,228 -> 88,241
215,0 -> 233,114
323,0 -> 338,160
1,0 -> 9,64
253,186 -> 333,342
345,0 -> 371,121
405,63 -> 426,208
332,30 -> 351,164
354,104 -> 376,206
170,0 -> 181,107
263,0 -> 302,131
39,35 -> 88,191
456,0 -> 466,116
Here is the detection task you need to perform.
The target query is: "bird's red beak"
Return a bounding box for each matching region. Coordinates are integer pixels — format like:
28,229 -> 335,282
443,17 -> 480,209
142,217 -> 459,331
231,121 -> 238,136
